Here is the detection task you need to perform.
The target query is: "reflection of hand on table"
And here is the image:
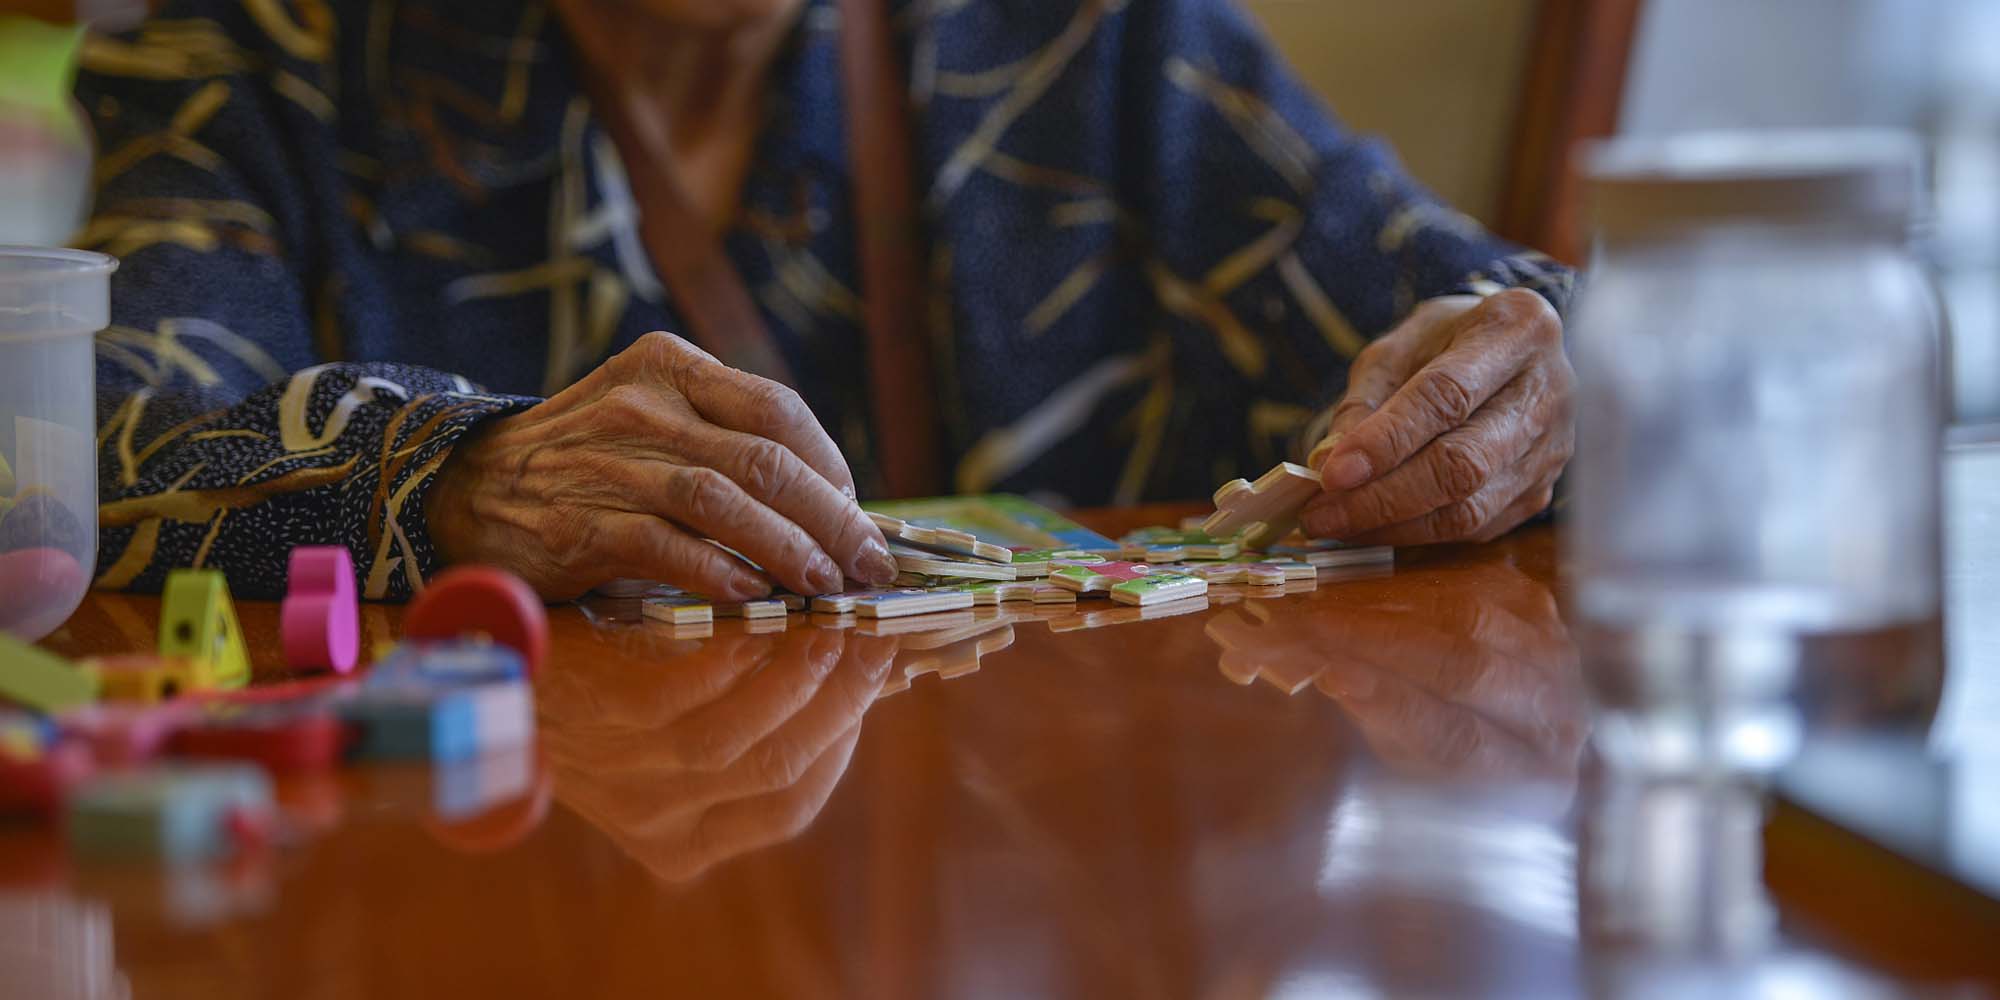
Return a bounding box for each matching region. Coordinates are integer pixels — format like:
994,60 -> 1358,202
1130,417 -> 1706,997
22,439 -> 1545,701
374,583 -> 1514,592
1205,560 -> 1585,780
539,626 -> 899,882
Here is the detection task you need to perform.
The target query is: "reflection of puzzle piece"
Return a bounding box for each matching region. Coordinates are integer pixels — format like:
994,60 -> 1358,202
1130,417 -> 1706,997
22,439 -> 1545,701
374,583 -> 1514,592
1179,562 -> 1289,587
1108,573 -> 1207,607
869,511 -> 1012,563
1047,595 -> 1210,632
1209,578 -> 1323,605
1006,548 -> 1108,578
1226,556 -> 1318,581
855,609 -> 978,637
641,594 -> 713,625
886,624 -> 1017,695
947,580 -> 1077,606
715,598 -> 787,620
1202,462 -> 1321,549
1117,528 -> 1241,562
813,588 -> 974,618
1268,538 -> 1395,569
889,544 -> 1017,581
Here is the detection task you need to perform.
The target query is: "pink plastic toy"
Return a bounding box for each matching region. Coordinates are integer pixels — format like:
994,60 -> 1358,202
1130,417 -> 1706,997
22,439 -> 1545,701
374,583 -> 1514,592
280,547 -> 359,673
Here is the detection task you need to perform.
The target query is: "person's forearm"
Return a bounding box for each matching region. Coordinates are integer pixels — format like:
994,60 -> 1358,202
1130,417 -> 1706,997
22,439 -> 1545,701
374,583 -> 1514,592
96,364 -> 538,599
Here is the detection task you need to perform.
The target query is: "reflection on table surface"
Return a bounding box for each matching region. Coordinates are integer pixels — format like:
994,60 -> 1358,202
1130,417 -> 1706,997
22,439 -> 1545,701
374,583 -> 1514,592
15,496 -> 1997,996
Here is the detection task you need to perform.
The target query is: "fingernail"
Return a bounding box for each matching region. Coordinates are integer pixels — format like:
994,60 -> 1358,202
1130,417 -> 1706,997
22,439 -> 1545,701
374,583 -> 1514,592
1323,452 -> 1372,490
734,571 -> 773,599
809,553 -> 843,595
858,539 -> 898,586
1308,433 -> 1340,470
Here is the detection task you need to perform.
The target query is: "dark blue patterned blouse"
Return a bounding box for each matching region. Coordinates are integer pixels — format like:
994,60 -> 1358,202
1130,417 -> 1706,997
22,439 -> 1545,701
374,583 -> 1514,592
76,0 -> 1570,599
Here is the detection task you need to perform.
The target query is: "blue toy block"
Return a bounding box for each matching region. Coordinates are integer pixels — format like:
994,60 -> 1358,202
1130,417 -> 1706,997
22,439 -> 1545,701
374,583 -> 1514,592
339,679 -> 533,762
365,640 -> 526,690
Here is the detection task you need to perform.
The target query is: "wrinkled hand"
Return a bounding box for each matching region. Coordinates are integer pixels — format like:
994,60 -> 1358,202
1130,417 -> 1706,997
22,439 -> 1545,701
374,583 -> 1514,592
427,332 -> 899,600
540,626 -> 900,883
1301,289 -> 1572,546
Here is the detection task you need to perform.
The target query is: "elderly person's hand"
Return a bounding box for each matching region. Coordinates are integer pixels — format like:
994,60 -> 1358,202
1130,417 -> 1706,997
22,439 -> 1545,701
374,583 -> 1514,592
427,332 -> 899,600
1300,289 -> 1572,546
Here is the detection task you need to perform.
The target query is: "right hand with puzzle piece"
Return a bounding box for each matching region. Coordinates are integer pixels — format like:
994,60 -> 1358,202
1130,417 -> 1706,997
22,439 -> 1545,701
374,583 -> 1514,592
426,332 -> 901,600
1300,289 -> 1573,546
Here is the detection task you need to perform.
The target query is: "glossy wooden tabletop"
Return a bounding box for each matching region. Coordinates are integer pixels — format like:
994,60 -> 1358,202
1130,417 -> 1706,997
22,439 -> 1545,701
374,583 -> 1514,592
9,503 -> 1991,998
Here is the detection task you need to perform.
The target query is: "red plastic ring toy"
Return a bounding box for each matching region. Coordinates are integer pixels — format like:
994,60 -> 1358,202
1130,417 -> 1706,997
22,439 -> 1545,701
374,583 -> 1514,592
403,566 -> 548,676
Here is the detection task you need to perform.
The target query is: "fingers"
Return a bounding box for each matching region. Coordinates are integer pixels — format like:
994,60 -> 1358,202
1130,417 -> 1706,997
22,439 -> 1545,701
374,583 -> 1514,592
595,512 -> 774,601
1333,471 -> 1555,548
634,460 -> 846,596
687,426 -> 897,587
1316,290 -> 1557,491
1301,372 -> 1541,539
627,332 -> 861,499
610,335 -> 896,588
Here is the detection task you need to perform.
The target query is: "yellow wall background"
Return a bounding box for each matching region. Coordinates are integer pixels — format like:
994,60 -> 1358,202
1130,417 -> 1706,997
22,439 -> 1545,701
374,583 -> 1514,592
1240,0 -> 1539,225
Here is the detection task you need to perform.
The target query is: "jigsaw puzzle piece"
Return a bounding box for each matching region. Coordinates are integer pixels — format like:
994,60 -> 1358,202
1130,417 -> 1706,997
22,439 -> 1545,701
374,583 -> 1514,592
1201,462 -> 1321,550
1006,548 -> 1107,577
868,511 -> 1013,563
642,593 -> 714,625
887,544 -> 1017,581
1108,572 -> 1208,607
1047,561 -> 1155,595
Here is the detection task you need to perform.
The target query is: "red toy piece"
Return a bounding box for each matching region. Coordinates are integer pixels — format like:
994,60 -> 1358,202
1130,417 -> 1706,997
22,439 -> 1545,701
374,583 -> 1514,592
403,566 -> 548,677
170,705 -> 352,771
280,547 -> 360,673
0,741 -> 92,817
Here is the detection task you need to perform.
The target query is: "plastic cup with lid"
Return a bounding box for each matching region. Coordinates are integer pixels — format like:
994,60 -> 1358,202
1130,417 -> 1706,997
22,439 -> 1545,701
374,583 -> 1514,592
0,246 -> 116,641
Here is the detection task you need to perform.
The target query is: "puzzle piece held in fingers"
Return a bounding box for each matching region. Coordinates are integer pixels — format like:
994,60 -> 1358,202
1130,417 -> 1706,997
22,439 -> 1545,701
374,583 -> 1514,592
869,512 -> 1012,563
1201,462 -> 1321,549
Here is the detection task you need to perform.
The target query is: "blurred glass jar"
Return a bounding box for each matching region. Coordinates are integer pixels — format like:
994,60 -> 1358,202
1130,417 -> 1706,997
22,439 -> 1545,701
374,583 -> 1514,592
1567,130 -> 1947,777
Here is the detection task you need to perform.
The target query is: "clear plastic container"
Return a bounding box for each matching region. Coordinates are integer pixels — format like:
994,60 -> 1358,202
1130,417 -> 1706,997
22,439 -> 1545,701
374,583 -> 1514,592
0,246 -> 116,641
1566,131 -> 1946,777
